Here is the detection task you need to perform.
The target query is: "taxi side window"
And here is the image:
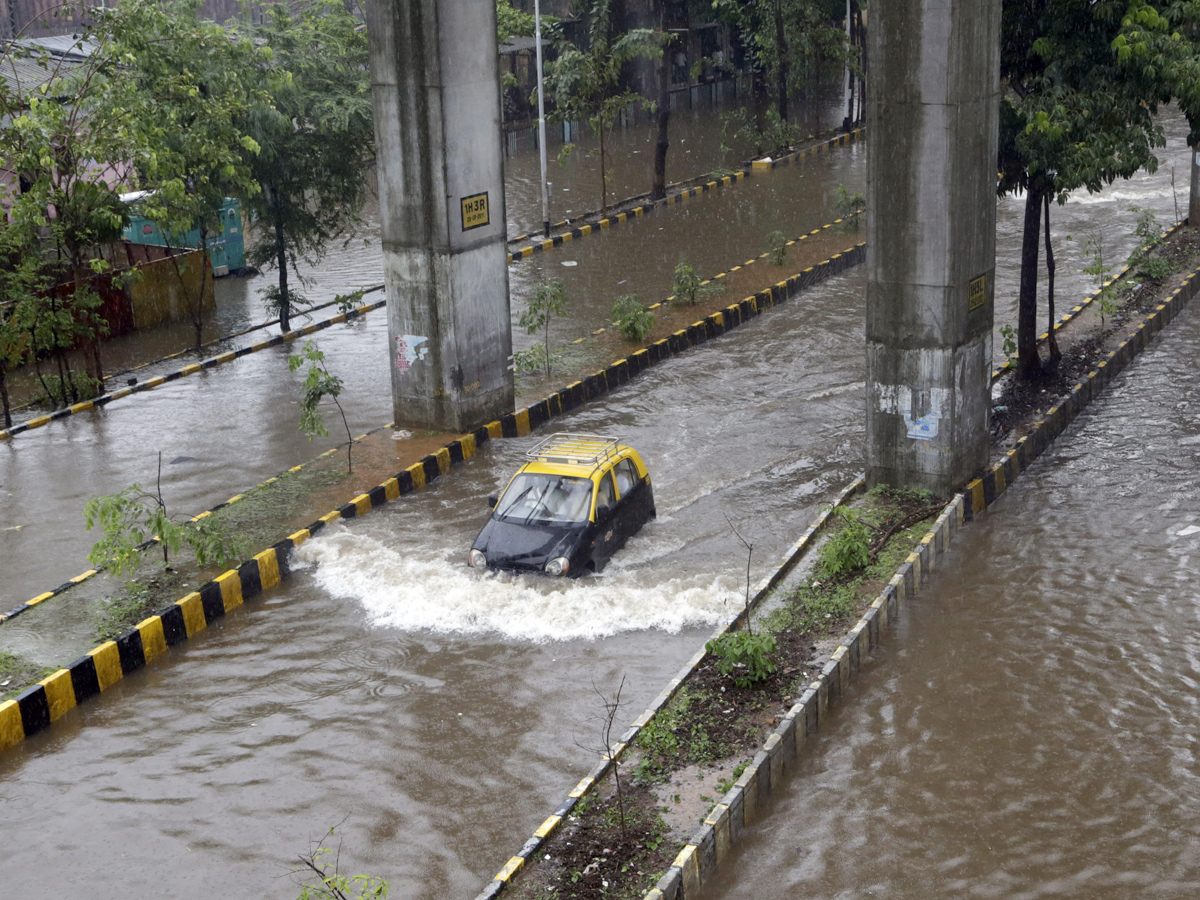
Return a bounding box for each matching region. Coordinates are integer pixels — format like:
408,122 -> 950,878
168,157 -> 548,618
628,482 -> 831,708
596,472 -> 616,512
613,458 -> 639,496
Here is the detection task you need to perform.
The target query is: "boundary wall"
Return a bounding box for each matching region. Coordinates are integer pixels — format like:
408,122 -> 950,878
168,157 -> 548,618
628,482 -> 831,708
0,241 -> 866,754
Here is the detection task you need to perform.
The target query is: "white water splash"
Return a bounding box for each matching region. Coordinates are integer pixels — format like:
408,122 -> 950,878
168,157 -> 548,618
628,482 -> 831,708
294,525 -> 737,642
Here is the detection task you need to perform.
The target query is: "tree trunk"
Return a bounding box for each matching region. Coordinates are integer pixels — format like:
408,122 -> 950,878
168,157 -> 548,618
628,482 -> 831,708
773,0 -> 788,122
1017,182 -> 1044,381
274,212 -> 290,333
1190,143 -> 1200,226
193,230 -> 210,351
651,7 -> 670,201
599,123 -> 608,216
0,367 -> 11,428
1043,193 -> 1060,370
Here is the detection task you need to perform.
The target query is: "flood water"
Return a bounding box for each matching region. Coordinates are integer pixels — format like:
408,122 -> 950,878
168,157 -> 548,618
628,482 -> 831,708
703,265 -> 1200,900
0,270 -> 867,900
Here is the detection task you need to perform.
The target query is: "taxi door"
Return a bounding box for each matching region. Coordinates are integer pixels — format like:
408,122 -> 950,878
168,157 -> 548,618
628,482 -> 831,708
592,470 -> 621,568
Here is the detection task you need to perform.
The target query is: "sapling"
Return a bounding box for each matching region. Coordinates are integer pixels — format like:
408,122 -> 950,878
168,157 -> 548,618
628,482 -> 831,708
575,676 -> 630,839
85,452 -> 239,576
289,340 -> 354,473
518,280 -> 568,377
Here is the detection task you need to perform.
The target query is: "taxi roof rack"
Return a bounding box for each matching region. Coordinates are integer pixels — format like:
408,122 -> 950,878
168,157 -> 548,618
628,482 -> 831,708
526,433 -> 621,467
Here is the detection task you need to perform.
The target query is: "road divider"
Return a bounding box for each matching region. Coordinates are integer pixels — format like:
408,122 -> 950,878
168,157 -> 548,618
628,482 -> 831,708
0,295 -> 386,441
507,127 -> 864,264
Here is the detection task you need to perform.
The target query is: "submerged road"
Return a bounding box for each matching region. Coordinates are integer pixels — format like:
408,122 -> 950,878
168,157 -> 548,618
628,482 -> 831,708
0,269 -> 869,899
703,246 -> 1200,899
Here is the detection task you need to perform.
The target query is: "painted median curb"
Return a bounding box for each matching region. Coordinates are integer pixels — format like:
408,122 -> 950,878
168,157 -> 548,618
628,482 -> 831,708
0,294 -> 386,442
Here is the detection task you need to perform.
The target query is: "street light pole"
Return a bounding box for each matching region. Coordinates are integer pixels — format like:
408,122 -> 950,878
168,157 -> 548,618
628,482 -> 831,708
535,0 -> 550,237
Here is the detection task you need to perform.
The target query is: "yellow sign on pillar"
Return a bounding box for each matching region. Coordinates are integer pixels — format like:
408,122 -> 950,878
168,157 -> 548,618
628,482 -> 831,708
461,192 -> 490,231
967,274 -> 987,311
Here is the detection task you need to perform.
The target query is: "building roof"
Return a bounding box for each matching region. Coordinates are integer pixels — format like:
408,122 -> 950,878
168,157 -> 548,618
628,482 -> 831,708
1,36 -> 93,96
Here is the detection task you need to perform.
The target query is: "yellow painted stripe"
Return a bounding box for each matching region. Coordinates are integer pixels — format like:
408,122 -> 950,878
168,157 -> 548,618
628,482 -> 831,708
288,529 -> 311,547
216,569 -> 244,612
352,493 -> 372,516
27,592 -> 54,607
459,433 -> 476,459
436,446 -> 452,474
993,463 -> 1007,495
143,376 -> 166,389
521,246 -> 533,258
70,570 -> 98,584
39,668 -> 76,722
136,616 -> 168,663
25,415 -> 50,429
486,421 -> 503,440
177,592 -> 207,637
970,479 -> 985,514
534,815 -> 561,838
179,363 -> 202,376
69,400 -> 94,413
0,700 -> 24,751
254,549 -> 281,589
514,407 -> 531,436
541,239 -> 554,251
496,857 -> 524,881
383,477 -> 400,501
319,510 -> 342,524
88,641 -> 123,692
561,231 -> 573,242
569,776 -> 593,797
407,461 -> 427,489
600,218 -> 611,229
579,224 -> 592,236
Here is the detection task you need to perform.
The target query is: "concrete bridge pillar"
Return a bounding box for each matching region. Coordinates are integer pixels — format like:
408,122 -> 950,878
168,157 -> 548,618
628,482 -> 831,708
865,0 -> 1000,494
365,0 -> 514,432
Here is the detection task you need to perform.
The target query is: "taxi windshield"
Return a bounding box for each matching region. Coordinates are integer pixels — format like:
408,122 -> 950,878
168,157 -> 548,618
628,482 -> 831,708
495,473 -> 594,524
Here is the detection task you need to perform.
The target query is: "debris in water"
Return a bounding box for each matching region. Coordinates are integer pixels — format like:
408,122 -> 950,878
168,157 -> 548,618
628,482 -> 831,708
561,260 -> 578,267
1178,525 -> 1200,537
391,430 -> 413,441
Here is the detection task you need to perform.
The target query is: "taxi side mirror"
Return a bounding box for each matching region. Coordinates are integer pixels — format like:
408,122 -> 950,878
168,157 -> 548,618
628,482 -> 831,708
595,503 -> 612,521
488,494 -> 498,508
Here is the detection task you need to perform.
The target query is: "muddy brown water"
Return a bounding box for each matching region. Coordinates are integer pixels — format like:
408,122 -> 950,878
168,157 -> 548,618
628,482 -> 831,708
701,276 -> 1200,900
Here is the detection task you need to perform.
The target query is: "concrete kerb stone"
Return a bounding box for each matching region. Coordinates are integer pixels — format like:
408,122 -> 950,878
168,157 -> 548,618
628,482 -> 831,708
0,295 -> 388,442
508,127 -> 865,264
633,259 -> 1200,900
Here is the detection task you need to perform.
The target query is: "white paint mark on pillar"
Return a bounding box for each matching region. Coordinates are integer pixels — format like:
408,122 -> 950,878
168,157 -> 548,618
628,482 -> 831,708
394,335 -> 430,372
877,385 -> 949,441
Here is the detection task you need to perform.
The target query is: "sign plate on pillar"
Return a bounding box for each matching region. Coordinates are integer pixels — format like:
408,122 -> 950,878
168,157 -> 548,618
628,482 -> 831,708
461,192 -> 490,231
967,274 -> 987,311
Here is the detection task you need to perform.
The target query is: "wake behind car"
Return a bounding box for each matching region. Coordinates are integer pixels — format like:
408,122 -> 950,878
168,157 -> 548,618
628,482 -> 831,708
468,434 -> 656,577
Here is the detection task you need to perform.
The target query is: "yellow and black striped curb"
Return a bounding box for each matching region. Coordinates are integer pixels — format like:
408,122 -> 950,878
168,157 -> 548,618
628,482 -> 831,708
471,477 -> 867,900
0,423 -> 394,625
568,216 -> 863,346
0,241 -> 868,755
991,219 -> 1186,383
749,126 -> 864,170
0,296 -> 387,442
636,266 -> 1200,900
507,128 -> 865,264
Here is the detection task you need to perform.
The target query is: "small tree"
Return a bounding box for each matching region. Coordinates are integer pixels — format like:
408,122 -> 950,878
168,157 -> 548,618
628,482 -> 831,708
576,676 -> 629,840
543,0 -> 661,216
235,0 -> 376,333
85,453 -> 240,576
294,825 -> 389,900
518,280 -> 568,378
672,261 -> 725,305
289,341 -> 354,474
612,295 -> 654,342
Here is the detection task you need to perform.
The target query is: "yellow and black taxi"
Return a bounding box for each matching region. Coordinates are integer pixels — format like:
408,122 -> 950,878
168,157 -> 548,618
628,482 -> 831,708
468,433 -> 656,577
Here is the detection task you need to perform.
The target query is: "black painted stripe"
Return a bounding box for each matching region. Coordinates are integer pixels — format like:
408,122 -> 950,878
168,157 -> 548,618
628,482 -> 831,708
421,455 -> 440,483
199,581 -> 225,622
238,558 -> 263,600
159,604 -> 188,647
68,654 -> 101,704
396,469 -> 416,495
272,539 -> 295,579
16,684 -> 50,736
501,414 -> 518,438
448,440 -> 465,464
116,628 -> 146,675
367,484 -> 387,507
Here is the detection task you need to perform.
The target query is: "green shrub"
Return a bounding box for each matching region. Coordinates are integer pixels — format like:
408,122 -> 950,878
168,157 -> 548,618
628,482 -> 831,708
705,630 -> 777,688
672,261 -> 725,306
834,184 -> 865,229
767,230 -> 788,266
612,295 -> 654,342
817,507 -> 870,579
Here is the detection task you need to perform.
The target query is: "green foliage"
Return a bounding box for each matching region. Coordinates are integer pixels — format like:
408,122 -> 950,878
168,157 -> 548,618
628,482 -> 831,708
542,0 -> 661,214
497,0 -> 536,42
721,106 -> 799,158
234,0 -> 375,332
999,323 -> 1018,359
289,341 -> 354,473
817,507 -> 870,579
715,761 -> 749,795
295,838 -> 389,900
85,468 -> 240,576
633,716 -> 679,781
671,262 -> 726,306
834,185 -> 865,229
705,630 -> 778,688
519,280 -> 569,377
333,289 -> 367,316
767,230 -> 788,266
612,295 -> 654,342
